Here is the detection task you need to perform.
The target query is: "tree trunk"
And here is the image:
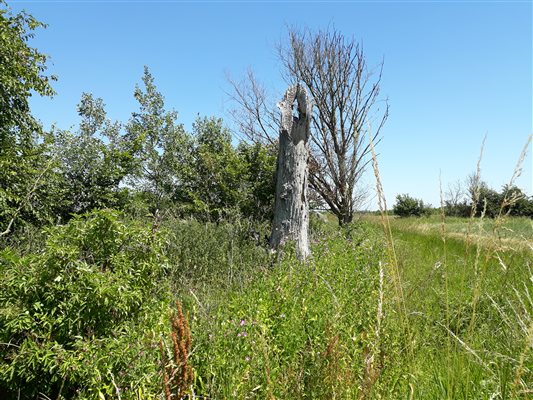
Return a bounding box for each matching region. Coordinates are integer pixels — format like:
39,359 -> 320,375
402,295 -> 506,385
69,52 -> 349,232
338,212 -> 353,226
270,85 -> 312,260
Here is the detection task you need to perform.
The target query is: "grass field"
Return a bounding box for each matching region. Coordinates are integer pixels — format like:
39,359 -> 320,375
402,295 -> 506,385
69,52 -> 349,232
361,213 -> 532,399
171,213 -> 532,399
365,214 -> 532,250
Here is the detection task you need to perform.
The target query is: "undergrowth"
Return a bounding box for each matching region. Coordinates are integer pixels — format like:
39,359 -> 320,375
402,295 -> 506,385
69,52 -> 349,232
0,185 -> 530,399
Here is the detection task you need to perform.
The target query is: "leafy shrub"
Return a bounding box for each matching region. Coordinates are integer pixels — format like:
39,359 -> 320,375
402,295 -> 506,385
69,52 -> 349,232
0,210 -> 170,399
0,2 -> 60,233
237,142 -> 277,222
52,94 -> 137,221
462,180 -> 533,219
393,194 -> 431,217
182,117 -> 247,222
181,118 -> 276,223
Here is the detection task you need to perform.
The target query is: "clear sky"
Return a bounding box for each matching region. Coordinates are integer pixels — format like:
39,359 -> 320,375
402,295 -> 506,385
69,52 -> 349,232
8,0 -> 533,210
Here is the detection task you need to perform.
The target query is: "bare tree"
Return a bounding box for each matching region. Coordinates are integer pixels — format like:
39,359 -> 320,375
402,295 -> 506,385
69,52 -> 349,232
270,85 -> 312,260
445,180 -> 465,208
229,27 -> 388,225
227,69 -> 279,146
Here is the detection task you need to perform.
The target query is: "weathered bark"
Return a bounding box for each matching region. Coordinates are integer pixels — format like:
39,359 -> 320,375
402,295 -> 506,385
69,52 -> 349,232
270,85 -> 312,260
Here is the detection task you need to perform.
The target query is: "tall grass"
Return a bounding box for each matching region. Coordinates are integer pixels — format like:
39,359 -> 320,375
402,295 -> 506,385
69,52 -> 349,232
364,135 -> 532,399
185,224 -> 410,399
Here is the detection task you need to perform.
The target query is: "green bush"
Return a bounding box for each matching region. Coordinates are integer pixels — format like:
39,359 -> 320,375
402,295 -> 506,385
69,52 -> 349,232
393,194 -> 431,217
0,210 -> 171,399
237,142 -> 277,222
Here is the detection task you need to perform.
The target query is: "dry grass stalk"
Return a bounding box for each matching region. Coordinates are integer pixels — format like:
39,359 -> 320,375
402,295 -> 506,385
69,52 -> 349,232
322,331 -> 343,394
464,136 -> 532,392
439,175 -> 451,336
438,321 -> 493,374
467,199 -> 487,338
359,336 -> 384,400
512,319 -> 533,395
510,273 -> 533,396
491,135 -> 532,248
369,131 -> 410,349
375,261 -> 384,343
160,300 -> 193,400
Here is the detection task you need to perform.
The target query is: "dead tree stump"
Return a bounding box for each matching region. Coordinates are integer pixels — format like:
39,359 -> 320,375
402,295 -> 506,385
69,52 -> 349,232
270,85 -> 312,260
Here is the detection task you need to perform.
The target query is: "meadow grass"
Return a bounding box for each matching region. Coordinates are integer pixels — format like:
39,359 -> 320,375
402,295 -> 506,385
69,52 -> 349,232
371,216 -> 532,398
160,137 -> 532,399
1,208 -> 529,398
162,212 -> 531,399
174,221 -> 403,399
366,215 -> 533,250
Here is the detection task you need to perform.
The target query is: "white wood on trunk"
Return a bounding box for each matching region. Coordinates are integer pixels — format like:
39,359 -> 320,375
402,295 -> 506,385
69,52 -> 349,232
270,85 -> 312,260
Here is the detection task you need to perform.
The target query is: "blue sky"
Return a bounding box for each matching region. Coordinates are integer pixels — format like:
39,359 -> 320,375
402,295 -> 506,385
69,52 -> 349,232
8,0 -> 532,210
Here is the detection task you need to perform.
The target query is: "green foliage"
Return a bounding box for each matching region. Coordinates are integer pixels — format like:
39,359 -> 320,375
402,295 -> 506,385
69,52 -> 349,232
183,116 -> 247,221
0,1 -> 55,136
474,182 -> 502,218
444,199 -> 471,218
52,94 -> 137,219
0,210 -> 170,398
0,137 -> 65,233
124,69 -> 276,222
126,66 -> 191,210
393,193 -> 431,217
445,180 -> 533,219
237,141 -> 277,221
177,120 -> 277,222
163,216 -> 272,289
0,2 -> 58,233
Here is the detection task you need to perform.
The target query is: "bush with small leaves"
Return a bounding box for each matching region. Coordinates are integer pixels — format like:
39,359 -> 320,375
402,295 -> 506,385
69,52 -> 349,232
0,210 -> 171,399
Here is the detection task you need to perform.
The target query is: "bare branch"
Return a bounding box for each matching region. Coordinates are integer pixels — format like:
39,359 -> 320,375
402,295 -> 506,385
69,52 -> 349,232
226,69 -> 279,145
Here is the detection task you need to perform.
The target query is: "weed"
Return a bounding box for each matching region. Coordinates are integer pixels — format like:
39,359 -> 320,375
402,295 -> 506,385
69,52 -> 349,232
160,300 -> 193,400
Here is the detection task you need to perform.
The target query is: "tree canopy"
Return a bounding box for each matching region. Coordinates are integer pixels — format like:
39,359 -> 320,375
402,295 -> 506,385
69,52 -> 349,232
0,1 -> 57,234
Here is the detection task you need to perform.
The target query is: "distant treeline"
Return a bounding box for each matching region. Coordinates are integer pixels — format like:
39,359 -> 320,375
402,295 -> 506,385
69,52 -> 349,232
391,182 -> 533,218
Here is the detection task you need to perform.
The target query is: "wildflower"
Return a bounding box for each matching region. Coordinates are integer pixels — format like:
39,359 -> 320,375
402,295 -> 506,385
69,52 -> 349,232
240,319 -> 246,326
